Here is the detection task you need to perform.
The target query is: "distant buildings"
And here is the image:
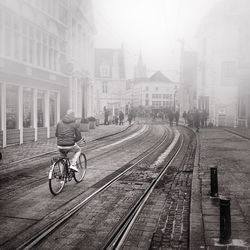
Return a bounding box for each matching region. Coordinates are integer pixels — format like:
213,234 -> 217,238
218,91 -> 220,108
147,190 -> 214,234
0,0 -> 95,147
128,71 -> 179,111
180,50 -> 198,115
94,46 -> 126,116
196,0 -> 250,127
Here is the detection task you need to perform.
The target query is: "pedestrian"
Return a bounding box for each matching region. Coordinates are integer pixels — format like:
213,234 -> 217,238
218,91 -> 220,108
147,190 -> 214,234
115,114 -> 119,125
168,110 -> 174,127
104,107 -> 109,125
182,111 -> 187,124
55,109 -> 83,173
128,111 -> 133,125
194,109 -> 200,132
119,111 -> 124,125
204,110 -> 209,127
174,110 -> 180,126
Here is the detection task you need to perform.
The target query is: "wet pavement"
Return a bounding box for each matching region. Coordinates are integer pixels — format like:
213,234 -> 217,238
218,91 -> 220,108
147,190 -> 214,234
190,127 -> 250,249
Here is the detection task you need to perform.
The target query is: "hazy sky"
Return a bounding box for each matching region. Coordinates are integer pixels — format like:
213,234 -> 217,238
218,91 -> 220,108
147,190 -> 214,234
92,0 -> 221,80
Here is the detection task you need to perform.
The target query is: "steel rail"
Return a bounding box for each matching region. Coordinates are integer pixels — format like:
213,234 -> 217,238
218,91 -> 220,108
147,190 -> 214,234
3,123 -> 135,167
223,128 -> 250,140
103,130 -> 183,250
15,125 -> 174,250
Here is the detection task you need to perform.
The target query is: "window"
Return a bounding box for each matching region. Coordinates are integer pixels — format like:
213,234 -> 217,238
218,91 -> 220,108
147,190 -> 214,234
22,22 -> 28,61
37,91 -> 45,127
0,9 -> 3,55
145,100 -> 149,106
221,61 -> 236,78
29,25 -> 34,63
155,87 -> 158,91
145,93 -> 149,98
145,86 -> 149,91
23,88 -> 33,128
4,13 -> 12,57
42,32 -> 48,68
6,85 -> 18,129
50,92 -> 57,126
13,18 -> 20,59
100,62 -> 110,77
59,4 -> 67,24
102,81 -> 108,93
36,30 -> 41,66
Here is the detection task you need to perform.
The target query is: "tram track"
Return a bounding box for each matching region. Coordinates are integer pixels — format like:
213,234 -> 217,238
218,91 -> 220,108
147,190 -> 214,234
1,125 -> 174,250
0,125 -> 158,201
0,124 -> 145,198
223,127 -> 250,140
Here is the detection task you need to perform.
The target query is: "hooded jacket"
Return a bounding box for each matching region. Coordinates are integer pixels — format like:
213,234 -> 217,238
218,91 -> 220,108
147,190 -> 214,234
55,113 -> 82,146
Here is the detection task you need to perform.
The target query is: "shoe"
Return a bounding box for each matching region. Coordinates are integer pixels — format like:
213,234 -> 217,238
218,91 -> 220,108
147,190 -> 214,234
70,164 -> 79,173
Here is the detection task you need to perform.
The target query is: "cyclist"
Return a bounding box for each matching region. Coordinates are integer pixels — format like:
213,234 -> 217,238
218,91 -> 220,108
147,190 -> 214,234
55,109 -> 82,173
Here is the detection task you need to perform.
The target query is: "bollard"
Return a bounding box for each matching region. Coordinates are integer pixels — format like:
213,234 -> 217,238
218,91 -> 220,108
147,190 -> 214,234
219,196 -> 231,244
210,166 -> 218,197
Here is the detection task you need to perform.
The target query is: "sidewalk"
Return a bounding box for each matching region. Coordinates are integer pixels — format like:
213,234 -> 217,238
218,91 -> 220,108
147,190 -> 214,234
190,127 -> 250,249
0,124 -> 129,166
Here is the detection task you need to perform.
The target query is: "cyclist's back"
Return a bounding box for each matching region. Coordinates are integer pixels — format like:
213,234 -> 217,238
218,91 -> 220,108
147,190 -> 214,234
55,109 -> 82,172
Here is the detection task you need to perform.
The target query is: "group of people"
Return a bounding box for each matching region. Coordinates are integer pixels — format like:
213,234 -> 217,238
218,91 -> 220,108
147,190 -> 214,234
182,109 -> 209,132
104,107 -> 126,126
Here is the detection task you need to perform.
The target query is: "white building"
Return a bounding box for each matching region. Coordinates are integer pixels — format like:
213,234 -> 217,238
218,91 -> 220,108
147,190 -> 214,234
94,47 -> 126,116
0,0 -> 95,147
129,71 -> 179,111
196,0 -> 250,127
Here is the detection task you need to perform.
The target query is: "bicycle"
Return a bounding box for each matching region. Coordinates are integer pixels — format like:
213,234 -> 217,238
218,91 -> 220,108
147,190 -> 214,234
48,143 -> 87,195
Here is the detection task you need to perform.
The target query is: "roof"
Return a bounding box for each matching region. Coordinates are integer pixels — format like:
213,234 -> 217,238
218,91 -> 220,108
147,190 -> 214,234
149,71 -> 172,83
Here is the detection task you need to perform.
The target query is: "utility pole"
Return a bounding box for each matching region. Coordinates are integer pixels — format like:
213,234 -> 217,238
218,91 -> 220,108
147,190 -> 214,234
178,38 -> 185,115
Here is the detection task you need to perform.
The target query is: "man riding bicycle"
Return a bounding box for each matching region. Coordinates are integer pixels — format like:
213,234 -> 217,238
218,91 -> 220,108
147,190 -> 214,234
55,109 -> 83,173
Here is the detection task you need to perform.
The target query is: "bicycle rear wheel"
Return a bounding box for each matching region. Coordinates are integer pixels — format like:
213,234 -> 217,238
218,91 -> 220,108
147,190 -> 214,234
49,159 -> 66,195
74,153 -> 87,183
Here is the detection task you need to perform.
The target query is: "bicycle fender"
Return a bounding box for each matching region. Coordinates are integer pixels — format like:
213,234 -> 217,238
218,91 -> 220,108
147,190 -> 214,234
48,165 -> 54,179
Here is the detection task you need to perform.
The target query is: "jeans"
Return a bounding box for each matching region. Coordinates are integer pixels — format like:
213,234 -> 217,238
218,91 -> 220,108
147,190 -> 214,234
57,143 -> 81,166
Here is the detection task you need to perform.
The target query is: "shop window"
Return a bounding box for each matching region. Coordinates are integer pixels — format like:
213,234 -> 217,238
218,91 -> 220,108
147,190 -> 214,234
50,92 -> 57,126
23,88 -> 33,128
6,85 -> 18,129
37,91 -> 45,127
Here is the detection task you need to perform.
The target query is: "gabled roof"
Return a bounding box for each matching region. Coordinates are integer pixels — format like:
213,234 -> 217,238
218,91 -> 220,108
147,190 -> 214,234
149,71 -> 172,83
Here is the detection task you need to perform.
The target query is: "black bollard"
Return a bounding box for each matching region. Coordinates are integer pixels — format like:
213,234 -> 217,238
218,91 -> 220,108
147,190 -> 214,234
210,166 -> 218,197
219,196 -> 231,244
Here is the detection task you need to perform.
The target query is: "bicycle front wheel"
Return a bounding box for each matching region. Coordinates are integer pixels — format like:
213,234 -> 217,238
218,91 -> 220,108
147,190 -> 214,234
74,153 -> 87,183
49,159 -> 66,195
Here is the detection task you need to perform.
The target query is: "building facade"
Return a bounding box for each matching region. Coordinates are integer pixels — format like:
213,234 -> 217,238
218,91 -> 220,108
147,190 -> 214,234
0,0 -> 95,147
180,50 -> 198,114
129,71 -> 179,111
196,0 -> 250,127
94,47 -> 126,116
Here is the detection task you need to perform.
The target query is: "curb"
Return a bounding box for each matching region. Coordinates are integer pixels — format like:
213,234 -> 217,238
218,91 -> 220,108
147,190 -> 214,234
189,131 -> 206,249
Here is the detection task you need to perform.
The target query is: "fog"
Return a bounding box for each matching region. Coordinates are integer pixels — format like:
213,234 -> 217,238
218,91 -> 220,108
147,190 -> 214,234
93,0 -> 221,79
